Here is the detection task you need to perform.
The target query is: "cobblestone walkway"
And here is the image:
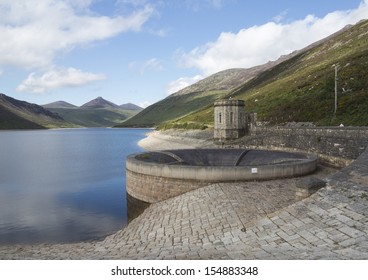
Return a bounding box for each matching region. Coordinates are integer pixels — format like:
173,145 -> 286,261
3,163 -> 367,260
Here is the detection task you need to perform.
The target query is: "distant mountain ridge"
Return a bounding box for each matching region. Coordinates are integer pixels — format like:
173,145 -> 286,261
81,96 -> 120,109
0,94 -> 63,120
43,97 -> 142,128
0,93 -> 143,129
120,103 -> 142,110
43,101 -> 77,109
0,93 -> 72,129
43,98 -> 143,111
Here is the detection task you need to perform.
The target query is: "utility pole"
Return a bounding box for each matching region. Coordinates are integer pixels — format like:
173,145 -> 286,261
332,63 -> 340,114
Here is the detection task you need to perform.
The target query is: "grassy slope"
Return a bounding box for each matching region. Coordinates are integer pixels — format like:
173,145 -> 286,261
0,106 -> 45,129
46,107 -> 135,127
238,20 -> 368,126
0,94 -> 73,129
182,20 -> 368,127
118,90 -> 226,128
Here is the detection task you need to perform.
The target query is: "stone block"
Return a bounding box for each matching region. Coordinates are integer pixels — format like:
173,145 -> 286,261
295,177 -> 326,200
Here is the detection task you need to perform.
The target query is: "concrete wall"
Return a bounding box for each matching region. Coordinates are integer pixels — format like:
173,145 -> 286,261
126,169 -> 209,203
230,126 -> 368,167
126,151 -> 317,203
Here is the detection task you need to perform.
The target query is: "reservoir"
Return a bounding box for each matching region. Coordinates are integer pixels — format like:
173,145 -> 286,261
0,128 -> 150,244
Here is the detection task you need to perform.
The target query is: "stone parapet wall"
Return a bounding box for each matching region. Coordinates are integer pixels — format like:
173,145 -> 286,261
126,150 -> 317,203
234,126 -> 368,167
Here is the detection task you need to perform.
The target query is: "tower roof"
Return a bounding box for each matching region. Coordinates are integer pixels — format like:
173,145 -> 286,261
214,99 -> 245,107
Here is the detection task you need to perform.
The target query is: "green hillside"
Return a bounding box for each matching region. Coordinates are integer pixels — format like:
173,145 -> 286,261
117,67 -> 287,128
47,107 -> 134,127
44,97 -> 142,127
117,90 -> 226,128
167,20 -> 368,128
0,106 -> 45,129
0,93 -> 73,129
235,19 -> 368,126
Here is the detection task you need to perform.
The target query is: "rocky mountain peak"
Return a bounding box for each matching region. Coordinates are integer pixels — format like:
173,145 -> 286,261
81,97 -> 119,109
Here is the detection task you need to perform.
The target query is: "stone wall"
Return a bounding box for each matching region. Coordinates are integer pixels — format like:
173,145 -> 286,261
126,169 -> 208,203
232,126 -> 368,167
126,150 -> 317,203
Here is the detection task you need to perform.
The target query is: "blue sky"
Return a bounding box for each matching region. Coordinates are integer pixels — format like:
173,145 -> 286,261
0,0 -> 367,107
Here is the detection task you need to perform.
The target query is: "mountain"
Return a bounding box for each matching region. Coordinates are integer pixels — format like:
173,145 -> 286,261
120,103 -> 143,110
118,20 -> 368,128
42,101 -> 77,109
117,36 -> 321,128
116,90 -> 225,128
44,97 -> 142,127
0,93 -> 72,129
172,68 -> 258,96
117,68 -> 262,128
211,19 -> 368,126
80,96 -> 119,109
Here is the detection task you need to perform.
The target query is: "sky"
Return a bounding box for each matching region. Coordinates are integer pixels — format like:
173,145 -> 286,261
1,0 -> 368,108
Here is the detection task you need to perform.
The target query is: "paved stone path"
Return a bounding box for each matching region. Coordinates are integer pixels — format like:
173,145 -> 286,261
2,162 -> 367,260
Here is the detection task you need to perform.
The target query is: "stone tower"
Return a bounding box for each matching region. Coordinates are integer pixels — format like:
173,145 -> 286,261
214,99 -> 246,141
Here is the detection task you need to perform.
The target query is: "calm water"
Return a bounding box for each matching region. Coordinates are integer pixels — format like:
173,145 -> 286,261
0,128 -> 150,244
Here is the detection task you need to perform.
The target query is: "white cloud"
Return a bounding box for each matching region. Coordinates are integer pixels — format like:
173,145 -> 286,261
128,58 -> 164,74
166,75 -> 203,95
179,1 -> 368,76
149,28 -> 168,37
140,58 -> 164,74
184,0 -> 226,11
16,68 -> 106,94
117,0 -> 148,6
273,10 -> 289,23
207,0 -> 224,9
128,61 -> 136,70
0,0 -> 154,70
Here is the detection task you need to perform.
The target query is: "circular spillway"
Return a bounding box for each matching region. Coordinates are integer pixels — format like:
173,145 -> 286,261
126,149 -> 317,203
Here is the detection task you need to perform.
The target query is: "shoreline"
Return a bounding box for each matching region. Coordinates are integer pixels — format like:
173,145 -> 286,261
138,129 -> 215,151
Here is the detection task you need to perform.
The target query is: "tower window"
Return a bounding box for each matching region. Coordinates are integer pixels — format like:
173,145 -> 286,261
230,112 -> 234,124
219,113 -> 222,123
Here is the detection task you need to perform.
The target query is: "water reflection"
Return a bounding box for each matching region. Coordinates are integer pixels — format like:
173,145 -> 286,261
0,128 -> 150,244
126,193 -> 150,223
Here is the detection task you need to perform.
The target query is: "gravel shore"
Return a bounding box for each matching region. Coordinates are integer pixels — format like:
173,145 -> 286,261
138,129 -> 215,150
